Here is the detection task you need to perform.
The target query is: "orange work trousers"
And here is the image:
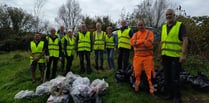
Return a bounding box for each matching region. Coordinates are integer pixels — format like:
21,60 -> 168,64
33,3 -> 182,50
133,55 -> 154,86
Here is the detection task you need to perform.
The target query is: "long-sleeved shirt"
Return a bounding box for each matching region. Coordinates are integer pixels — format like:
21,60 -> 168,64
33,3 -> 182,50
130,29 -> 154,57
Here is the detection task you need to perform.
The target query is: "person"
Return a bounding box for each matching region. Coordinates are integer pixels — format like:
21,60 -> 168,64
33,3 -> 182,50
57,26 -> 66,72
64,28 -> 75,75
45,28 -> 62,80
106,26 -> 115,70
93,22 -> 106,70
130,20 -> 155,94
75,23 -> 92,74
158,9 -> 188,103
117,20 -> 134,70
28,33 -> 46,83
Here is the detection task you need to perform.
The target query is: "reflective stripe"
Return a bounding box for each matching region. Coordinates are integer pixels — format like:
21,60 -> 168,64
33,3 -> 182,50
161,21 -> 182,57
30,41 -> 45,64
93,31 -> 105,50
48,37 -> 59,57
66,36 -> 75,56
78,32 -> 91,51
161,41 -> 182,45
134,49 -> 153,52
118,28 -> 131,49
161,48 -> 181,52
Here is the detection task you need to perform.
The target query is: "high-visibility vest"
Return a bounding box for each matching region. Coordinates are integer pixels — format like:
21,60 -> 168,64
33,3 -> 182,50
118,28 -> 131,49
58,32 -> 66,52
65,36 -> 75,56
48,37 -> 60,57
106,35 -> 115,49
161,21 -> 182,57
93,31 -> 105,50
77,31 -> 91,51
30,41 -> 45,64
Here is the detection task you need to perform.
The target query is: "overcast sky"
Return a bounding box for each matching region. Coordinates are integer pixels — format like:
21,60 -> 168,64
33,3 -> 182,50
1,0 -> 209,28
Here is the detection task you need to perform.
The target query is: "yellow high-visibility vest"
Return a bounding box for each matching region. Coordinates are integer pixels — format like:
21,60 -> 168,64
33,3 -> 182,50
106,35 -> 114,49
161,21 -> 182,57
48,37 -> 60,57
30,41 -> 45,64
93,31 -> 106,50
65,36 -> 75,56
77,32 -> 91,51
118,28 -> 131,49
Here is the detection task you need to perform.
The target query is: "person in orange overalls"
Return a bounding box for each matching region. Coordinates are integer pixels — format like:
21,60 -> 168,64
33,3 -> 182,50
130,20 -> 154,94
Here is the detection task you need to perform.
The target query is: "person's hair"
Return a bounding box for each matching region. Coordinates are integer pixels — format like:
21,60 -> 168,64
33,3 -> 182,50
107,26 -> 112,30
166,8 -> 175,15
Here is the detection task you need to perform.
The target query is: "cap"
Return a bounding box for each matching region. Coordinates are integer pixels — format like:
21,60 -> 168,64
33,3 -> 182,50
67,28 -> 72,32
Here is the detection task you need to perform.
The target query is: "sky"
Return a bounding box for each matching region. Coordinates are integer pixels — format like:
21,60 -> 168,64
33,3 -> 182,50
1,0 -> 209,28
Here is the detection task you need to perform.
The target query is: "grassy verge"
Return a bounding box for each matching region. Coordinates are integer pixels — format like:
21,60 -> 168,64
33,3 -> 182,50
0,51 -> 209,103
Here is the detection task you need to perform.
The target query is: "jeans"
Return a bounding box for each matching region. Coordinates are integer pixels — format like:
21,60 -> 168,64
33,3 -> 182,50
106,48 -> 114,69
117,48 -> 130,70
94,50 -> 104,68
60,52 -> 65,71
78,51 -> 91,73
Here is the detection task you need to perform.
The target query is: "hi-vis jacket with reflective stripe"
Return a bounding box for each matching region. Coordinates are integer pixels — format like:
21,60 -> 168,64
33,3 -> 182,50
161,21 -> 182,57
93,31 -> 106,50
118,28 -> 131,49
47,36 -> 60,57
105,35 -> 115,49
77,31 -> 91,51
30,41 -> 45,64
64,36 -> 75,56
130,29 -> 154,57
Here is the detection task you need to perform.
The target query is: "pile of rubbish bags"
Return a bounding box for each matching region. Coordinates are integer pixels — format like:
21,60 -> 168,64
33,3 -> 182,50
115,64 -> 209,95
14,72 -> 109,103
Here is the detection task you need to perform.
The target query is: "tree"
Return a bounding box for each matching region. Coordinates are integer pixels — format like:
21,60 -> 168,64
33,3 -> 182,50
82,16 -> 116,32
33,0 -> 48,33
56,0 -> 82,33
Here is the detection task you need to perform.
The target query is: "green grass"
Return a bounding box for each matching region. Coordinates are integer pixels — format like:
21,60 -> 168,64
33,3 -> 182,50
0,51 -> 209,103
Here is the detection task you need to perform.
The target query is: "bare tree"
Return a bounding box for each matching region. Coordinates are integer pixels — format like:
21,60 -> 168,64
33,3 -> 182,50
33,0 -> 47,32
56,0 -> 82,33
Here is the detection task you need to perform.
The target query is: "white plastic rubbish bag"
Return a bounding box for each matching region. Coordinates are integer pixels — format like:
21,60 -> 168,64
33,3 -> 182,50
14,90 -> 35,99
47,95 -> 69,103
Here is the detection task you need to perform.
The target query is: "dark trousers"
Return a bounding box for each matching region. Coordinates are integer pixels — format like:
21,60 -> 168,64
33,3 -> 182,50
46,56 -> 59,79
94,50 -> 104,68
162,55 -> 181,98
78,51 -> 91,73
60,52 -> 65,71
66,55 -> 74,74
117,48 -> 130,70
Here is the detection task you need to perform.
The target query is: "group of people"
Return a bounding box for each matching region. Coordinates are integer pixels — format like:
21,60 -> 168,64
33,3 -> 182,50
28,9 -> 188,103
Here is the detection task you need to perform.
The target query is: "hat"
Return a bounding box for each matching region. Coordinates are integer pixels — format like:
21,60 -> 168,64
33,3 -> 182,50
67,28 -> 72,32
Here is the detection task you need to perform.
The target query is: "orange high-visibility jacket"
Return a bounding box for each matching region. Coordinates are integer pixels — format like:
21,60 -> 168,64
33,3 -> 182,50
130,29 -> 154,57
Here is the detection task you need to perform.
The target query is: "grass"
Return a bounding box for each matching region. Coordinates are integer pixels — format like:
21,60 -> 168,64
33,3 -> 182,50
0,51 -> 209,103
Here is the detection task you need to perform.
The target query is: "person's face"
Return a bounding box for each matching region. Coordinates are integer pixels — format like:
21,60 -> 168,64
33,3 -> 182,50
106,28 -> 112,35
166,10 -> 175,23
81,25 -> 87,32
50,29 -> 56,35
137,21 -> 145,31
67,31 -> 72,37
121,20 -> 126,27
34,34 -> 41,41
60,26 -> 64,32
96,23 -> 102,31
